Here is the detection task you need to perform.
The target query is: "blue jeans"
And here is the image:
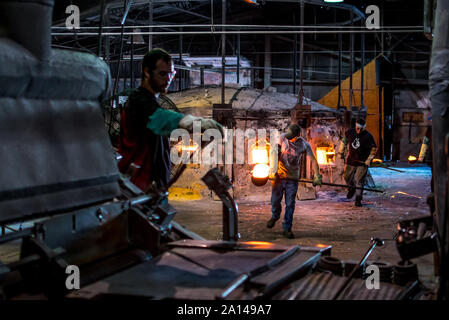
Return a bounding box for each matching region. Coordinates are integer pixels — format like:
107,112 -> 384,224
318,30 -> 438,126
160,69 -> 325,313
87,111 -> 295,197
271,179 -> 299,231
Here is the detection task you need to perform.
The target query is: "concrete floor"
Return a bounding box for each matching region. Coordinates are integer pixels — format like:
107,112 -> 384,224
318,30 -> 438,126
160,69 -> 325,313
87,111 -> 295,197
172,165 -> 437,289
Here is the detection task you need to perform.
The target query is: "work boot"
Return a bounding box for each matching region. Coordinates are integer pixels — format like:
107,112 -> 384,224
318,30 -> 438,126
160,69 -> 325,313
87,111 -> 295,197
266,218 -> 278,228
347,187 -> 356,199
283,230 -> 295,239
355,196 -> 362,207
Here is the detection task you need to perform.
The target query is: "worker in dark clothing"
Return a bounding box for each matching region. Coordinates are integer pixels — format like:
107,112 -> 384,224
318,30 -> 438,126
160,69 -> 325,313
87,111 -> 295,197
118,48 -> 222,193
338,118 -> 377,207
266,124 -> 322,238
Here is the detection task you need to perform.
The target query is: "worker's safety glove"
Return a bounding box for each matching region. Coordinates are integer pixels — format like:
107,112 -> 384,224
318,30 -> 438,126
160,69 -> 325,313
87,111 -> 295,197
364,156 -> 375,167
179,114 -> 223,135
312,173 -> 323,186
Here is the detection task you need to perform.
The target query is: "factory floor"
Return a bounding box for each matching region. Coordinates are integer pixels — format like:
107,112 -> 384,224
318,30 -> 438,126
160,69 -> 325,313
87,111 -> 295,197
0,164 -> 437,296
172,164 -> 437,290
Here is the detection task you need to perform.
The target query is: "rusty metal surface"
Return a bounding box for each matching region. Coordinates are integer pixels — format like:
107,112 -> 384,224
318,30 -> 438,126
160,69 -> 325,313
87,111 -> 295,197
250,250 -> 321,297
273,271 -> 409,300
68,244 -> 295,300
68,242 -> 328,300
167,239 -> 294,252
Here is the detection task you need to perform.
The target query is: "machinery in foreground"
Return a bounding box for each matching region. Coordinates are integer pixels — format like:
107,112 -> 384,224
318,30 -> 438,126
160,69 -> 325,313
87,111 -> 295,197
0,0 -> 443,300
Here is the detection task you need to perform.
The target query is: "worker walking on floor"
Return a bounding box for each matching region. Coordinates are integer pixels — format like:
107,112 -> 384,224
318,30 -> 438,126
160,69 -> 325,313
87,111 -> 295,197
338,118 -> 377,207
266,124 -> 322,239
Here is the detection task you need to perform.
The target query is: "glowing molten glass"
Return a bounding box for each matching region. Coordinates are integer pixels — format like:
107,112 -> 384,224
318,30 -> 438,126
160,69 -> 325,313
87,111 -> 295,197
252,164 -> 270,178
175,140 -> 199,153
252,147 -> 269,164
373,159 -> 383,163
408,155 -> 417,163
316,147 -> 335,165
396,191 -> 422,199
244,241 -> 275,249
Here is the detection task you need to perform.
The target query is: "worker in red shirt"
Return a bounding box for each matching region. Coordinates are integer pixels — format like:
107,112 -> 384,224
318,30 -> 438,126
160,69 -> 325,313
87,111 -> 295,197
118,48 -> 222,194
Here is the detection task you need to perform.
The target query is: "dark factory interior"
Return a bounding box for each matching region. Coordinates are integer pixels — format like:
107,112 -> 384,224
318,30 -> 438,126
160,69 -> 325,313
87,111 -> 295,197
0,0 -> 448,304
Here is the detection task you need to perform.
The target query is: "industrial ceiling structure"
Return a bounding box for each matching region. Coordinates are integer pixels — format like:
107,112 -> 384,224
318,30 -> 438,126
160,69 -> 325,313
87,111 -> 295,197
50,0 -> 430,88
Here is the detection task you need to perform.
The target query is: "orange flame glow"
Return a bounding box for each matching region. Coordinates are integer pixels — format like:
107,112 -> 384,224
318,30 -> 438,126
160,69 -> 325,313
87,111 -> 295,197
175,140 -> 199,153
244,241 -> 276,249
372,159 -> 383,163
396,191 -> 422,199
252,147 -> 269,164
252,164 -> 270,178
316,147 -> 335,165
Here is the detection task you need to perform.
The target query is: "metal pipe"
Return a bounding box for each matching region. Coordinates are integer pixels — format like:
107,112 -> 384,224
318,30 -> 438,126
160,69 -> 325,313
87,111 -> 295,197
219,274 -> 249,299
298,0 -> 304,104
112,0 -> 134,98
264,34 -> 271,89
379,86 -> 384,156
237,33 -> 240,84
130,35 -> 134,88
97,0 -> 106,57
353,161 -> 404,173
332,238 -> 384,300
0,228 -> 34,245
51,29 -> 424,37
361,23 -> 365,109
179,27 -> 183,91
349,10 -> 354,109
221,0 -> 226,104
52,24 -> 422,30
148,0 -> 153,50
298,179 -> 384,193
338,32 -> 342,108
293,31 -> 297,95
105,8 -> 110,63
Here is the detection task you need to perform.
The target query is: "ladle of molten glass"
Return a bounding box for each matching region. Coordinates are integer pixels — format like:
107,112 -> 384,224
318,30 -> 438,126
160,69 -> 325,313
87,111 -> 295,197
251,146 -> 270,186
408,155 -> 417,164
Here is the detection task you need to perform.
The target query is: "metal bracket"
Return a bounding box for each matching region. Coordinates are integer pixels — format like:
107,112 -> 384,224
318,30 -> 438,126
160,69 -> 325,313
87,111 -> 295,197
201,168 -> 239,241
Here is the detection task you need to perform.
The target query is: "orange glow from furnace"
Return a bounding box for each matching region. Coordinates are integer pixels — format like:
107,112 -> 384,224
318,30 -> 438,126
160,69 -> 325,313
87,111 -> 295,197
373,159 -> 383,163
176,140 -> 199,153
252,147 -> 269,164
246,241 -> 273,246
315,244 -> 329,248
408,155 -> 417,162
244,241 -> 275,249
396,191 -> 422,199
252,164 -> 269,178
316,147 -> 335,165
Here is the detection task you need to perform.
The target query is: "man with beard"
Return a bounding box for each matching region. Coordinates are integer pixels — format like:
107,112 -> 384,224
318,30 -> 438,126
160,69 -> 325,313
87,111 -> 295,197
118,48 -> 222,194
338,118 -> 377,207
